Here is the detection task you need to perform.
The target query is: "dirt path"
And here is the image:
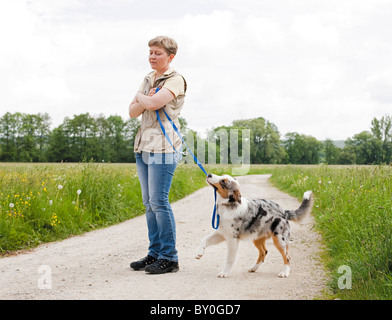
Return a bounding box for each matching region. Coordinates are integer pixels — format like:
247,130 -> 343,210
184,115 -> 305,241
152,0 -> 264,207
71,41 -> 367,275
0,175 -> 327,300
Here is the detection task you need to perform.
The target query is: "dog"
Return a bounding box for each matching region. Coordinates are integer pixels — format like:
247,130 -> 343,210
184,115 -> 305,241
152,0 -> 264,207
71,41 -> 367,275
195,173 -> 314,278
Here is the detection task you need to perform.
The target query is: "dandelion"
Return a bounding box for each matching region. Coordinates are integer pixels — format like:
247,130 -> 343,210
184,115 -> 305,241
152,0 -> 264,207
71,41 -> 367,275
50,213 -> 60,226
58,184 -> 63,190
76,189 -> 82,207
9,203 -> 14,208
49,200 -> 53,206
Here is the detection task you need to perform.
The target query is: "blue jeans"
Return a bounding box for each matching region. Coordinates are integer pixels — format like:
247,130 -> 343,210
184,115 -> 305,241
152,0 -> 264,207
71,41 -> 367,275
135,152 -> 181,262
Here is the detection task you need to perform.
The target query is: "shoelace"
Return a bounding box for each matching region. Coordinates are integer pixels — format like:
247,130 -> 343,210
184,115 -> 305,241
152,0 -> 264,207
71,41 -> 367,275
142,256 -> 156,266
157,259 -> 171,269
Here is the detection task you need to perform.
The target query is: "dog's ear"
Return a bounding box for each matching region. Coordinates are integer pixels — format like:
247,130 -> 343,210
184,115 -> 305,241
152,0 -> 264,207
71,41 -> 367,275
219,179 -> 228,189
229,188 -> 242,204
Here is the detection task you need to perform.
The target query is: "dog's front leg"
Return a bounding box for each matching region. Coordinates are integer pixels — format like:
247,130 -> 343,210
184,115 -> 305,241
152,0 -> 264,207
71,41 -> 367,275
218,238 -> 239,278
195,231 -> 224,259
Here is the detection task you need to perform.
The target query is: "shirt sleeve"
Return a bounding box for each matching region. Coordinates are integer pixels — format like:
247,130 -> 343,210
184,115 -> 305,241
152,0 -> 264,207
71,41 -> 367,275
137,80 -> 144,93
163,75 -> 185,98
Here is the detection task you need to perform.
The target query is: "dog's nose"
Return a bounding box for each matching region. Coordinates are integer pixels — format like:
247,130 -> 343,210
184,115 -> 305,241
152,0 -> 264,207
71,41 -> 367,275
207,173 -> 212,178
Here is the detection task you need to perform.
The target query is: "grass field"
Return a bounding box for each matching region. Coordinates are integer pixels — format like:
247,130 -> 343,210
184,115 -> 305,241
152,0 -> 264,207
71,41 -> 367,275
269,165 -> 392,300
1,162 -> 391,299
0,162 -> 216,253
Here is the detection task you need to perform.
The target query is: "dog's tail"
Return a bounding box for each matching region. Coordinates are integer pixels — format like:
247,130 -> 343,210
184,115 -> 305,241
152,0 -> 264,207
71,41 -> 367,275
286,191 -> 314,223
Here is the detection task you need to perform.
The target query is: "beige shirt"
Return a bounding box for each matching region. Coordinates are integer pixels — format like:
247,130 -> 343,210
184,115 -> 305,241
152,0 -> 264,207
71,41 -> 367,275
133,67 -> 186,153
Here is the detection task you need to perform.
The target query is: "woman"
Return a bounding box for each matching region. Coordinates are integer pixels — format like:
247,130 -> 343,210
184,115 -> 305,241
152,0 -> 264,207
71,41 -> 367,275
129,36 -> 186,274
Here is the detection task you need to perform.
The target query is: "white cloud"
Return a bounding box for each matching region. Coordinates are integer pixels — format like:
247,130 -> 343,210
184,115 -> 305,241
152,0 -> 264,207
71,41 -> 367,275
245,16 -> 285,47
290,15 -> 339,48
1,0 -> 392,141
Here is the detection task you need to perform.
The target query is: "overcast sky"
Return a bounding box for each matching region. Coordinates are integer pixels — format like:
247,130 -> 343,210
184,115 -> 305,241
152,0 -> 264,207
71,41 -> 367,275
1,0 -> 392,140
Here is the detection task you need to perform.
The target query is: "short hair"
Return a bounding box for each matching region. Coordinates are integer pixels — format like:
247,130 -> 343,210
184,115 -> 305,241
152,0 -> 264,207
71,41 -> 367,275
148,36 -> 178,56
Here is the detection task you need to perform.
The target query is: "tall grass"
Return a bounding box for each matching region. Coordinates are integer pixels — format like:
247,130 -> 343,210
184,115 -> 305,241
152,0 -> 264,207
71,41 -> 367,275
0,163 -> 136,251
270,165 -> 392,300
0,162 -> 218,253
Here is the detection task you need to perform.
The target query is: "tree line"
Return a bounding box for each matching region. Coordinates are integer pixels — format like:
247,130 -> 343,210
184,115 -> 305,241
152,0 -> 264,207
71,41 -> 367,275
1,111 -> 391,165
0,112 -> 139,163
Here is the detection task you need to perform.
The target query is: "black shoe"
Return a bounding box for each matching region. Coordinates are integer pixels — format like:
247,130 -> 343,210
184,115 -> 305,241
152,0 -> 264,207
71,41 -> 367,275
144,259 -> 179,274
130,255 -> 157,271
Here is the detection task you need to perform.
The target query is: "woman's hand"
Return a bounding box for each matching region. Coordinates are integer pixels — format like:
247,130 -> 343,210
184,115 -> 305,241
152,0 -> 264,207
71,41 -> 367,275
136,88 -> 175,111
148,88 -> 157,97
129,87 -> 175,118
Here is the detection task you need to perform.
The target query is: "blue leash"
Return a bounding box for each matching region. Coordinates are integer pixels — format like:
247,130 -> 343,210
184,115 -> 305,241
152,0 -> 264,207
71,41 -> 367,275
211,189 -> 219,230
155,87 -> 219,229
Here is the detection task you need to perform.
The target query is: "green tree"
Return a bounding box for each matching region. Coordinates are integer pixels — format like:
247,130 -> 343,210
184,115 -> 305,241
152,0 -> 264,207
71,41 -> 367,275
371,115 -> 392,163
0,112 -> 51,162
345,131 -> 381,164
34,113 -> 51,162
106,115 -> 129,162
233,117 -> 285,164
0,112 -> 18,161
208,117 -> 285,164
284,133 -> 322,164
65,113 -> 98,161
123,117 -> 140,163
324,139 -> 341,164
18,113 -> 51,162
337,146 -> 356,164
46,125 -> 70,162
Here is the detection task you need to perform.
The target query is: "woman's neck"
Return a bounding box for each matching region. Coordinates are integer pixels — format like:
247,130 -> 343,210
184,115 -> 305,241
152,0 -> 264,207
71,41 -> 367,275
154,66 -> 171,79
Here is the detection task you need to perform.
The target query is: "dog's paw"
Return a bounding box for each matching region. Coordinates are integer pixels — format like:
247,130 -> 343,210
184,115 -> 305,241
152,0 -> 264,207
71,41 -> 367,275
248,265 -> 258,273
194,252 -> 203,260
217,271 -> 230,278
278,265 -> 290,278
248,262 -> 262,273
195,245 -> 205,259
